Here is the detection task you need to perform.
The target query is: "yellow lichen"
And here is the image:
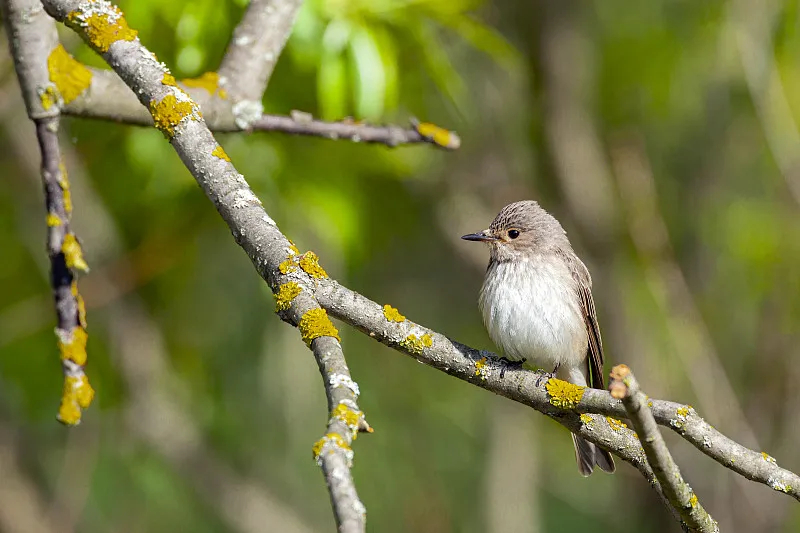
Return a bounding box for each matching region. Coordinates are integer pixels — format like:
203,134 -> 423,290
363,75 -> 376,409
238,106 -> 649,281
162,72 -> 177,86
181,71 -> 227,99
71,281 -> 88,328
383,304 -> 406,323
58,161 -> 72,215
76,292 -> 87,328
332,403 -> 362,433
288,239 -> 300,255
580,413 -> 593,425
279,257 -> 298,274
545,378 -> 585,409
298,308 -> 340,346
415,121 -> 461,149
66,8 -> 138,53
475,356 -> 487,377
211,145 -> 230,162
689,493 -> 698,508
40,86 -> 59,110
671,405 -> 692,430
274,282 -> 301,312
312,432 -> 350,462
770,480 -> 792,492
57,373 -> 94,426
761,452 -> 777,464
57,326 -> 88,366
62,233 -> 89,272
606,417 -> 628,431
47,44 -> 92,105
298,251 -> 328,278
399,334 -> 431,355
47,213 -> 62,227
149,93 -> 200,139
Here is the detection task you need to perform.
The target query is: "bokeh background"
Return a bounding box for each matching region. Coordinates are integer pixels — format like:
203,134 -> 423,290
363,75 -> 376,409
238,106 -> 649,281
2,0 -> 800,531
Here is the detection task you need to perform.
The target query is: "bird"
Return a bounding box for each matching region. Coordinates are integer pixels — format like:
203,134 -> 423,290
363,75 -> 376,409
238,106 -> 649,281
462,200 -> 615,476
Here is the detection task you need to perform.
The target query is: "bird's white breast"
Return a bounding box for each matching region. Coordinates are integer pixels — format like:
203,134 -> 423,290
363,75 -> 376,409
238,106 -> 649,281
479,258 -> 587,371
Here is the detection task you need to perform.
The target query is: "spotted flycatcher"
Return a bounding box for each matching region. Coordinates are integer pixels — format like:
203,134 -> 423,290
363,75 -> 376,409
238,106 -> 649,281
462,200 -> 615,476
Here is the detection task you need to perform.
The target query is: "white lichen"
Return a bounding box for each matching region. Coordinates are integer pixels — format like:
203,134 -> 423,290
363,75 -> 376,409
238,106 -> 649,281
231,188 -> 262,209
232,99 -> 263,129
329,374 -> 360,398
768,478 -> 789,493
71,0 -> 123,25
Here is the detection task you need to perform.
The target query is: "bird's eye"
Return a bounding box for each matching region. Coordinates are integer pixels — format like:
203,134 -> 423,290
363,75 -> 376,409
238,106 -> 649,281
507,229 -> 520,239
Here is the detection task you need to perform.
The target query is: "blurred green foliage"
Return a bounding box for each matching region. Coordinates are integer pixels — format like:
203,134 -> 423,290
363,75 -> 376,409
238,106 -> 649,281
2,0 -> 800,532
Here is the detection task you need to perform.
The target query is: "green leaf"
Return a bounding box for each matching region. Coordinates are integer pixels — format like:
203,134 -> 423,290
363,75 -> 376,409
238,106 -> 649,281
318,51 -> 349,119
349,25 -> 387,119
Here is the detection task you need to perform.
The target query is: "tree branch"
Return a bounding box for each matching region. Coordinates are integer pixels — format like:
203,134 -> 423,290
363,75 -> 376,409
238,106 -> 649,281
609,365 -> 719,533
313,279 -> 800,503
54,64 -> 459,148
2,0 -> 94,425
38,1 -> 368,529
248,113 -> 460,148
217,0 -> 304,103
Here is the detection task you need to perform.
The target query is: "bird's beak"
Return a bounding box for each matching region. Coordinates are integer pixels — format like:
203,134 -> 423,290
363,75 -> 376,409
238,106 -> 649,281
461,230 -> 497,242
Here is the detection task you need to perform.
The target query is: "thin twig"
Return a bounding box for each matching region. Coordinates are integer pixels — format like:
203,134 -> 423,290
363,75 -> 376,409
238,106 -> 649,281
249,113 -> 460,148
609,365 -> 719,533
217,0 -> 304,103
57,67 -> 459,147
3,0 -> 94,424
34,118 -> 94,426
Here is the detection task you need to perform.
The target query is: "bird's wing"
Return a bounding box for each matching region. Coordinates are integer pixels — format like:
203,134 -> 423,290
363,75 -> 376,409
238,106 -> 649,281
568,254 -> 605,390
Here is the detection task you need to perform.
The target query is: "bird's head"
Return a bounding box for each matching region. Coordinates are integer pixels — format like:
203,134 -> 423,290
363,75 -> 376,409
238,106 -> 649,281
461,200 -> 569,262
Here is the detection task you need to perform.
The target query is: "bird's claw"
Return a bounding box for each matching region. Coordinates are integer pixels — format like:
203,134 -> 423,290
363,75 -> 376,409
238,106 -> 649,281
535,364 -> 561,387
499,357 -> 525,379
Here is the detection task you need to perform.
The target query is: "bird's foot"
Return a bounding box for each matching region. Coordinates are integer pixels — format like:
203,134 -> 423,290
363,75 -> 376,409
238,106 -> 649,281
498,357 -> 525,379
535,364 -> 561,387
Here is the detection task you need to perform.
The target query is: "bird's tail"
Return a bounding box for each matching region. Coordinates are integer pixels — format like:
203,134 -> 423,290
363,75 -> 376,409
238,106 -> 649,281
572,434 -> 615,476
